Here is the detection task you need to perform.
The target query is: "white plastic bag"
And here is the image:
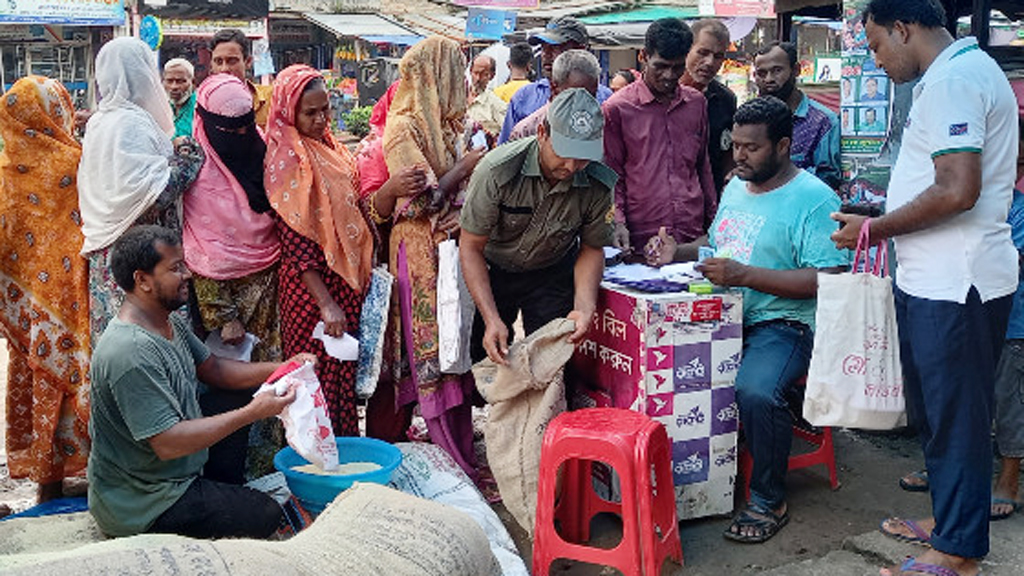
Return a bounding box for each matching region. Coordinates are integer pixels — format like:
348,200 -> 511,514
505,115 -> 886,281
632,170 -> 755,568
804,220 -> 906,430
437,238 -> 475,373
255,361 -> 338,470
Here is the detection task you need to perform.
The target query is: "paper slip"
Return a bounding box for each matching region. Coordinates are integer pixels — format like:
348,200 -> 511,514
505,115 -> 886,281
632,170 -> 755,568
312,321 -> 360,361
205,331 -> 260,362
603,261 -> 705,285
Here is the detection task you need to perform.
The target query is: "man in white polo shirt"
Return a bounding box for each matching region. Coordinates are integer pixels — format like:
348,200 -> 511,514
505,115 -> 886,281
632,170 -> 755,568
832,1 -> 1019,575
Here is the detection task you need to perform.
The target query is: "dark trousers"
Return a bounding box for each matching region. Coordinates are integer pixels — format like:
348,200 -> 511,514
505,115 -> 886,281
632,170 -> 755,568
896,287 -> 1012,558
148,477 -> 283,539
470,250 -> 576,363
736,320 -> 813,510
200,387 -> 255,485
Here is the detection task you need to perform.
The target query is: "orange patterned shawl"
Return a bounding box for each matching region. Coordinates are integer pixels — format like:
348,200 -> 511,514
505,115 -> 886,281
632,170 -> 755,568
265,64 -> 372,292
0,76 -> 91,483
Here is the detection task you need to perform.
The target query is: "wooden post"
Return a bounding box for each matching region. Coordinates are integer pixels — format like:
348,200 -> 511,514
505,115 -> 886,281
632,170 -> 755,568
972,0 -> 991,48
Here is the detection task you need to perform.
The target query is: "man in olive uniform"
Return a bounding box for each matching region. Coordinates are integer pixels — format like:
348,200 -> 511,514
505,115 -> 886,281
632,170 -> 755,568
460,88 -> 617,365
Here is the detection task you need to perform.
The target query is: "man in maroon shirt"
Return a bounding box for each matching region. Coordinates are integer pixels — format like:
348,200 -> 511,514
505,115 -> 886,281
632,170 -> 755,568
603,18 -> 716,257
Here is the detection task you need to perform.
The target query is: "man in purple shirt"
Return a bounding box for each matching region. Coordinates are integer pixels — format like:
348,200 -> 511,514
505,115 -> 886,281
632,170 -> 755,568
754,41 -> 841,189
603,18 -> 716,256
497,16 -> 613,144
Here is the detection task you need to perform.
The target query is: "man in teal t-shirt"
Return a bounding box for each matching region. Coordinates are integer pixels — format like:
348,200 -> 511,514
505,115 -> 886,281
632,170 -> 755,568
88,225 -> 306,538
647,96 -> 847,544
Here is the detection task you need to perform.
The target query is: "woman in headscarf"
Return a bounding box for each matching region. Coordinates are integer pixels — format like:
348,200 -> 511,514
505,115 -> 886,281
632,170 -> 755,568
265,64 -> 375,436
183,73 -> 282,483
78,37 -> 204,347
355,80 -> 430,443
0,76 -> 91,503
380,36 -> 485,480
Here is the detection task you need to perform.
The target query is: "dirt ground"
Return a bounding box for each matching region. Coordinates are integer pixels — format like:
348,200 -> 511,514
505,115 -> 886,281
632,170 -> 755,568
495,427 -> 929,575
0,336 -> 933,575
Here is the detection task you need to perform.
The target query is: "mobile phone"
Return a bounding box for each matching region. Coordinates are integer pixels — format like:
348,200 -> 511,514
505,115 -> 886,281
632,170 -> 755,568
839,202 -> 883,228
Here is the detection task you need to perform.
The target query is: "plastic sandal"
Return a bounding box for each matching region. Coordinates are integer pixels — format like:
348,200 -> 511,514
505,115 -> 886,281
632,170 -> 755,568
879,517 -> 931,546
895,556 -> 981,576
899,470 -> 929,493
990,496 -> 1020,521
723,503 -> 789,544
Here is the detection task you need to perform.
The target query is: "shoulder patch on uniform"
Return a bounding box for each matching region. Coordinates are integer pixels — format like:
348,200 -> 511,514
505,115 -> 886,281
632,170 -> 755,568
584,161 -> 619,190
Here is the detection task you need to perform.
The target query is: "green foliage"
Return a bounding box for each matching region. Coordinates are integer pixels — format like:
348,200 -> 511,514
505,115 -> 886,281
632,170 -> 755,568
342,106 -> 373,138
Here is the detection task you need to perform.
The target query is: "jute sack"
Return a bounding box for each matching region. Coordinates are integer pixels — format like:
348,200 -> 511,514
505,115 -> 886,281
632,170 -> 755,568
0,484 -> 500,576
473,317 -> 577,537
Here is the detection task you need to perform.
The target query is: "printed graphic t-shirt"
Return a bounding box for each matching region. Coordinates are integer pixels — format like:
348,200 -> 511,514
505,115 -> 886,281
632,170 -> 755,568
710,169 -> 849,328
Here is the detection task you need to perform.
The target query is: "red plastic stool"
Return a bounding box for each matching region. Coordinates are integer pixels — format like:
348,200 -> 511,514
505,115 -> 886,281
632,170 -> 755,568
533,408 -> 683,576
737,378 -> 840,499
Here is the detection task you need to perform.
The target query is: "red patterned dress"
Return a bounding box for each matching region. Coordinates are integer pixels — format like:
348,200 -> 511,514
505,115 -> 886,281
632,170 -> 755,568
276,218 -> 361,436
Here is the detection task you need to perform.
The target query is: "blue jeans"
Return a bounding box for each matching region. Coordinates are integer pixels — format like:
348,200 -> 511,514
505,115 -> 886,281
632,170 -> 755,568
737,320 -> 813,511
896,287 -> 1012,559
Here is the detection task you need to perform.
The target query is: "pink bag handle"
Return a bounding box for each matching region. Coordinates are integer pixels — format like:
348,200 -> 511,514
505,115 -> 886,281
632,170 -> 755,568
852,218 -> 888,277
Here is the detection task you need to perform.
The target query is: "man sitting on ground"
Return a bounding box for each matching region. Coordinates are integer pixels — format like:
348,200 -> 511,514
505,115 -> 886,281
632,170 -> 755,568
87,225 -> 309,539
648,97 -> 848,543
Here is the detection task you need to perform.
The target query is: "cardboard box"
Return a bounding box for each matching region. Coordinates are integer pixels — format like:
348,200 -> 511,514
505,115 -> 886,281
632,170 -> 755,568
572,283 -> 743,520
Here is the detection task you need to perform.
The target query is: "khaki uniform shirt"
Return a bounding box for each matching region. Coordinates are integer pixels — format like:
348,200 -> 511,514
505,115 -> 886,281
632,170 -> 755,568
461,137 -> 616,272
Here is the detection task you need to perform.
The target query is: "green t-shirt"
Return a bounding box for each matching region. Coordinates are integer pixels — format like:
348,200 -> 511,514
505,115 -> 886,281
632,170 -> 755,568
709,170 -> 849,328
87,315 -> 211,537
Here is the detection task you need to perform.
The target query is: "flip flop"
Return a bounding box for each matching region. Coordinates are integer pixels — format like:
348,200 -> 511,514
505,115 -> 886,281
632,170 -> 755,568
879,517 -> 931,545
889,556 -> 982,576
990,496 -> 1020,521
723,503 -> 789,544
899,470 -> 929,492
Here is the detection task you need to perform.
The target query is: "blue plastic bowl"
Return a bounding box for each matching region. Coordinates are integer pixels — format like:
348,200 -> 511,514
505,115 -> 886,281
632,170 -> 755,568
274,436 -> 403,514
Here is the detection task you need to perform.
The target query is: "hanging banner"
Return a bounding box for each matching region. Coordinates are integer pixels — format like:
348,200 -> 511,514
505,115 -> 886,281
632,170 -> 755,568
840,0 -> 889,159
466,8 -> 516,41
839,0 -> 898,206
0,0 -> 126,26
454,0 -> 537,8
699,0 -> 775,18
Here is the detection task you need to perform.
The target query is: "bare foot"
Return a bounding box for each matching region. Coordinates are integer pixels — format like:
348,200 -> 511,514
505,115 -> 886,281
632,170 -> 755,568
62,476 -> 89,498
880,512 -> 937,541
36,481 -> 63,503
992,456 -> 1021,518
880,550 -> 980,576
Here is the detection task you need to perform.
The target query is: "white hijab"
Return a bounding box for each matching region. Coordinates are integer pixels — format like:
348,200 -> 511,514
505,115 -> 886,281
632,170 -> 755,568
78,37 -> 176,255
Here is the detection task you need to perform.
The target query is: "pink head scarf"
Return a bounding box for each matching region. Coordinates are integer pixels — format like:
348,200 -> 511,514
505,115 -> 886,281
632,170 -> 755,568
356,79 -> 401,198
182,73 -> 280,280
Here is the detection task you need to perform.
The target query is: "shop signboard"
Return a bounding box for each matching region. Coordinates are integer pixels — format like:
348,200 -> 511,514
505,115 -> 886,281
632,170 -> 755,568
466,8 -> 516,41
161,18 -> 267,38
140,0 -> 268,20
698,0 -> 775,18
453,0 -> 538,8
270,19 -> 315,44
0,0 -> 125,25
